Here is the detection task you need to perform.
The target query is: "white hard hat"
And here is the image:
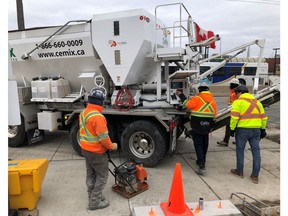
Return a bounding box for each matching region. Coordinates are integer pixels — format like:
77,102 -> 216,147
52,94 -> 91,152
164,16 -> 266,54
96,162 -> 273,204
198,82 -> 209,88
230,78 -> 240,85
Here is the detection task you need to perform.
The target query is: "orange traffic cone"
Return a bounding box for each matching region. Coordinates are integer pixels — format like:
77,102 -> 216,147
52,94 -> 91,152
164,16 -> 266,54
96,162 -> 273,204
193,205 -> 200,214
148,207 -> 158,216
160,163 -> 194,216
217,201 -> 222,208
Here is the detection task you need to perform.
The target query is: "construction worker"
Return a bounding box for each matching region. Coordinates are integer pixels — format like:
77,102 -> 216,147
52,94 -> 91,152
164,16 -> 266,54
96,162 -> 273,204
79,88 -> 118,210
229,85 -> 267,184
176,82 -> 217,175
217,78 -> 239,146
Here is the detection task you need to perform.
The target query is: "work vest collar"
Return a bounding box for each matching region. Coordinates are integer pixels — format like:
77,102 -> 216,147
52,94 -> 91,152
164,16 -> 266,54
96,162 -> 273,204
238,93 -> 255,100
87,103 -> 104,113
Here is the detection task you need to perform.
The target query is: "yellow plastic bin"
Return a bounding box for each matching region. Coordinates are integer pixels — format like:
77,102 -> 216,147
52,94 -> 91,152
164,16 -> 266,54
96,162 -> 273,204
8,158 -> 49,210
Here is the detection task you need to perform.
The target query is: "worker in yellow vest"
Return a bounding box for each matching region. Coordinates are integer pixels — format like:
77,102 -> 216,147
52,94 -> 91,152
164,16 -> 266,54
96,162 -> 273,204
229,85 -> 267,184
176,82 -> 217,175
79,88 -> 118,210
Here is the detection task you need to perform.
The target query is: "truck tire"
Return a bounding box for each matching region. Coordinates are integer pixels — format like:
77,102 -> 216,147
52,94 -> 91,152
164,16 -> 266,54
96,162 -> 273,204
70,120 -> 83,156
106,118 -> 118,143
69,118 -> 118,156
8,115 -> 27,147
121,120 -> 167,167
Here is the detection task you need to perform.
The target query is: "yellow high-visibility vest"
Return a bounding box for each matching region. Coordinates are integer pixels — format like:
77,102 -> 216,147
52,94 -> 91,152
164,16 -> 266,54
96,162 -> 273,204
230,93 -> 267,130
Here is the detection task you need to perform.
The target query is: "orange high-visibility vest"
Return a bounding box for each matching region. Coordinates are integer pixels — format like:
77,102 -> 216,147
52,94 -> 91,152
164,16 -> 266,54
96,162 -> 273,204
228,89 -> 237,105
79,104 -> 113,153
183,91 -> 217,119
230,93 -> 267,130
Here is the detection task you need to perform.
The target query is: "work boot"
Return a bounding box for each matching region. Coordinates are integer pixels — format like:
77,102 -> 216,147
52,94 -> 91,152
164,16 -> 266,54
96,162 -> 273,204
217,141 -> 228,146
88,193 -> 105,201
100,194 -> 106,201
250,175 -> 259,184
89,199 -> 110,210
230,169 -> 244,178
198,165 -> 206,175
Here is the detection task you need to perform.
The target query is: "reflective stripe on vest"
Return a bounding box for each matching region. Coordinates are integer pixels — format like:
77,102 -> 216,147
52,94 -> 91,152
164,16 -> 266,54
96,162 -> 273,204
190,96 -> 215,118
79,111 -> 109,143
231,98 -> 264,120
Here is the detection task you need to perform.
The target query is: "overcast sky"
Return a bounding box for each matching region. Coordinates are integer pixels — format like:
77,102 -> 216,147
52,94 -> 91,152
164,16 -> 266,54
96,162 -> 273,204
8,0 -> 280,58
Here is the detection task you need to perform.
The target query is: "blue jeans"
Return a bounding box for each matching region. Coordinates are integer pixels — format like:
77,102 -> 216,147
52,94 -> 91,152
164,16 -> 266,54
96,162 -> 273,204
235,128 -> 261,177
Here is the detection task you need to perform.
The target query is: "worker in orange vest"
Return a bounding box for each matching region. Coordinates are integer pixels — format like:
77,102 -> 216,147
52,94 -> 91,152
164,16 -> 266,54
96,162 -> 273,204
217,78 -> 239,146
229,85 -> 267,184
79,88 -> 118,210
176,82 -> 217,175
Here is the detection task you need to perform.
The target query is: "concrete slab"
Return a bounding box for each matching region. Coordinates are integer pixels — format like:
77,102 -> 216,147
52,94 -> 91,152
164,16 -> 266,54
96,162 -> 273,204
132,200 -> 242,216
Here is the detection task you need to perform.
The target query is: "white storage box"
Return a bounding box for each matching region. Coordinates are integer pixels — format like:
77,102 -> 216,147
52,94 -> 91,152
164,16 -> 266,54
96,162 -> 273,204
37,111 -> 62,131
51,78 -> 71,98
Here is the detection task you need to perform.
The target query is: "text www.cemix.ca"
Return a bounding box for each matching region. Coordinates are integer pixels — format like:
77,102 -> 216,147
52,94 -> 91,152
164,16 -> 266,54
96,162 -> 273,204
36,39 -> 85,58
37,49 -> 85,58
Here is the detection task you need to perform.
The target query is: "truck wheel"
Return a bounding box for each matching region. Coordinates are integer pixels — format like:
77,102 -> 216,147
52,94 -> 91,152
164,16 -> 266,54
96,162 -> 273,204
8,115 -> 27,147
106,118 -> 118,143
70,120 -> 83,156
121,120 -> 167,167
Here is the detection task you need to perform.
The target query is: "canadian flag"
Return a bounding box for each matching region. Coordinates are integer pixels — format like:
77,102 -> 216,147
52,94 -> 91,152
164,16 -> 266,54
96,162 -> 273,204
194,22 -> 216,49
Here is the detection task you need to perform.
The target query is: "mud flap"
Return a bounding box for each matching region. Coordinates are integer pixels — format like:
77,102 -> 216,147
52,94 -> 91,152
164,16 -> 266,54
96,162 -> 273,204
27,129 -> 45,144
168,117 -> 179,156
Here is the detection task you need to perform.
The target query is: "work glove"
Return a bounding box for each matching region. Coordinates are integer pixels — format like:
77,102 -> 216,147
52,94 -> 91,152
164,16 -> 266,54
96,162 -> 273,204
176,91 -> 187,103
111,143 -> 118,151
260,129 -> 267,139
230,130 -> 235,137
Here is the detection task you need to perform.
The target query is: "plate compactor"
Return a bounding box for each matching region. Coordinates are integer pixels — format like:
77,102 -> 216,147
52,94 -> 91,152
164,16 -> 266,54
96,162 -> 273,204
107,152 -> 149,198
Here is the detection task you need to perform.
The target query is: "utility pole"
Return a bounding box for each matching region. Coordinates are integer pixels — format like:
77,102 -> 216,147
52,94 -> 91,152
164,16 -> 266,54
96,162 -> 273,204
273,48 -> 280,75
16,0 -> 25,30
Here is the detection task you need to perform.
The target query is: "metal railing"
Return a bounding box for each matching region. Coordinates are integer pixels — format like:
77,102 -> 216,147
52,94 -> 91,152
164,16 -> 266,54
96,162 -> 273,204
21,20 -> 90,60
154,3 -> 192,52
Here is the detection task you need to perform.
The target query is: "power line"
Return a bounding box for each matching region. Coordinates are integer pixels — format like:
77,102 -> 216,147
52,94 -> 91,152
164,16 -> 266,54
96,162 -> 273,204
227,0 -> 280,5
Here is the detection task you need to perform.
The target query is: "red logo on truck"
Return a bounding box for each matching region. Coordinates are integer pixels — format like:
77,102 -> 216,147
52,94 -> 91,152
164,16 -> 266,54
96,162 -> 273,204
108,40 -> 117,47
139,16 -> 150,23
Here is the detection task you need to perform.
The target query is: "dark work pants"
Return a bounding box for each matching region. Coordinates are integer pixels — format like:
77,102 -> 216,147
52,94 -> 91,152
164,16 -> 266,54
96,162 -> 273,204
223,120 -> 231,143
191,131 -> 209,167
82,149 -> 109,205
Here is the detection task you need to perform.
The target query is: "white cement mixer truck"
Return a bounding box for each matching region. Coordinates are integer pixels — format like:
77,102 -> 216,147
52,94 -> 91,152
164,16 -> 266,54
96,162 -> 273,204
9,3 -> 279,166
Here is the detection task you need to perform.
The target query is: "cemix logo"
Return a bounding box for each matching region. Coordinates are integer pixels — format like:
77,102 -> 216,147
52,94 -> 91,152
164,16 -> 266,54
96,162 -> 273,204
108,40 -> 127,47
108,40 -> 117,47
33,129 -> 40,138
139,15 -> 150,23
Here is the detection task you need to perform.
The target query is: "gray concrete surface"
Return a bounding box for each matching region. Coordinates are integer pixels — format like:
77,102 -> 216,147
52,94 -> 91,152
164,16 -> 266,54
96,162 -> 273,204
132,200 -> 242,216
8,97 -> 280,216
